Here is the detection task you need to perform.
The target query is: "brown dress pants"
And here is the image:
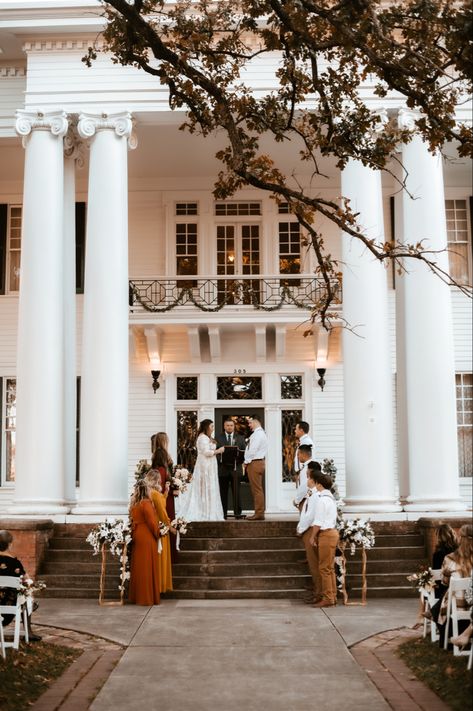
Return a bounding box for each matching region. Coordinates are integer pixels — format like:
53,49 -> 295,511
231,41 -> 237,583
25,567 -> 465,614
302,529 -> 320,598
247,459 -> 265,517
314,528 -> 339,604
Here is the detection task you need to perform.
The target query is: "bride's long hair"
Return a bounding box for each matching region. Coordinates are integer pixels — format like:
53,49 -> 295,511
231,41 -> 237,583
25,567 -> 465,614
197,419 -> 214,442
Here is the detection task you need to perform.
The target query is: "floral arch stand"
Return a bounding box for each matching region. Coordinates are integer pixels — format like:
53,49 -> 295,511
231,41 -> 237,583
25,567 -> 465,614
337,518 -> 375,606
86,519 -> 131,606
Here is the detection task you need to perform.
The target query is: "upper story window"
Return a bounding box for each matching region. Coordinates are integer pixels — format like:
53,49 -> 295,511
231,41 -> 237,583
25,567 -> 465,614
176,223 -> 198,282
279,221 -> 301,276
278,202 -> 291,214
215,202 -> 261,216
446,199 -> 471,284
176,203 -> 198,216
456,373 -> 472,478
7,206 -> 22,293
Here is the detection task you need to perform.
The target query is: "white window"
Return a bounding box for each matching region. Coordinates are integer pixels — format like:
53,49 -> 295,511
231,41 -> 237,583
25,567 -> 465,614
7,206 -> 22,292
446,199 -> 471,284
215,202 -> 261,216
456,373 -> 472,478
1,378 -> 16,484
279,222 -> 301,276
176,223 -> 198,281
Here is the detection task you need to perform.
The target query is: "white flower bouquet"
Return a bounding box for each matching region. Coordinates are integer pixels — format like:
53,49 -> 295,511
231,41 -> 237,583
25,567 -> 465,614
18,576 -> 47,614
407,566 -> 436,592
171,517 -> 189,551
135,458 -> 150,481
337,518 -> 375,555
159,522 -> 170,537
171,466 -> 192,494
86,518 -> 132,556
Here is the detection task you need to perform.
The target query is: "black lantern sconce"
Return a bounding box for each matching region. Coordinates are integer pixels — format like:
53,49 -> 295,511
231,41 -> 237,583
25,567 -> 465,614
316,368 -> 326,391
151,369 -> 161,393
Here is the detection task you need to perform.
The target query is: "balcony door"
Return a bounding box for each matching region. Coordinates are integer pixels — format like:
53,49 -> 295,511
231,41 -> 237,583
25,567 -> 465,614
216,224 -> 260,304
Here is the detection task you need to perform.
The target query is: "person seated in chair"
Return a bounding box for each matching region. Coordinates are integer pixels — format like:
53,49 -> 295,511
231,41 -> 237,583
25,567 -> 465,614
0,530 -> 42,641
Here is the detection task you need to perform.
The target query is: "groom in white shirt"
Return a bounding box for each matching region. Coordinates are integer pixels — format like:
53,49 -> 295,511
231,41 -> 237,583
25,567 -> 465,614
244,415 -> 268,520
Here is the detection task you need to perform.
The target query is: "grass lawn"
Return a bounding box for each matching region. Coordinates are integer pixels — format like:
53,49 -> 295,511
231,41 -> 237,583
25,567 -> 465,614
0,641 -> 81,711
397,637 -> 472,711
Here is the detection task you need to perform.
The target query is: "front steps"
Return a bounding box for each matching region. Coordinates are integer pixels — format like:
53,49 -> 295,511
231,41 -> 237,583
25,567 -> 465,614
39,521 -> 424,600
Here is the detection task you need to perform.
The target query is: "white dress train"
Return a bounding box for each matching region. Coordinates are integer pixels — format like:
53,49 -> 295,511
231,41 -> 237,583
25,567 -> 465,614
176,434 -> 224,522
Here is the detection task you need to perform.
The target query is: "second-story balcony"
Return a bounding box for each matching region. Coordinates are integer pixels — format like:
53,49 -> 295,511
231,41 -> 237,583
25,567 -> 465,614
129,275 -> 342,315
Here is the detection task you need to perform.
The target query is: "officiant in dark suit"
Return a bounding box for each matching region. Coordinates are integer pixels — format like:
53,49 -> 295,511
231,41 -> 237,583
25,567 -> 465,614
216,417 -> 246,519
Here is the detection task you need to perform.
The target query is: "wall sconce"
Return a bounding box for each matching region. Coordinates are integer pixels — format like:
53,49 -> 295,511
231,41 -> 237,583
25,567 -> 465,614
151,369 -> 161,393
316,368 -> 326,391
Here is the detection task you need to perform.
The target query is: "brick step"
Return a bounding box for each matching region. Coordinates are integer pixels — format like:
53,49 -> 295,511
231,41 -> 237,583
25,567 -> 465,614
176,547 -> 424,564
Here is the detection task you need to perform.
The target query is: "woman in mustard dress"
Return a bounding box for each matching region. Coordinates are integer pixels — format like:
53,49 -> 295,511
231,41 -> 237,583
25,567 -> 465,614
145,469 -> 175,593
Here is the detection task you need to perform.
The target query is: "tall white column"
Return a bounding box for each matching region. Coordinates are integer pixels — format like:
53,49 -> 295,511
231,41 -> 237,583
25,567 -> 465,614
74,112 -> 135,514
341,159 -> 401,512
13,110 -> 69,513
397,109 -> 463,511
62,125 -> 84,505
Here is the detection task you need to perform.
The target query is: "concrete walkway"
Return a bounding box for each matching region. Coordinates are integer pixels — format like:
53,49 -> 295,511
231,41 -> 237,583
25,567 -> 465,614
35,598 -> 418,711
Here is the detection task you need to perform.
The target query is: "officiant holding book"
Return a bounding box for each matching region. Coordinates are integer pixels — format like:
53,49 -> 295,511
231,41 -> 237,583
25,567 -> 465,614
216,417 -> 246,519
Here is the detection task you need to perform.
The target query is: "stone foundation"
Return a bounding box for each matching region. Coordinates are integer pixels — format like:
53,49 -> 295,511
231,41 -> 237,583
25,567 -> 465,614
417,516 -> 472,562
0,518 -> 54,577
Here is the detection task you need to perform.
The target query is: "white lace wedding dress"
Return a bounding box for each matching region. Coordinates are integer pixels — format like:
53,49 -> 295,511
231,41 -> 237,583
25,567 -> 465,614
176,434 -> 224,522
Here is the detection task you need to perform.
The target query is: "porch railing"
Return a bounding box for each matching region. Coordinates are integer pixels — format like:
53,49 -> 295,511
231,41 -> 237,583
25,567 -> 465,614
129,275 -> 342,313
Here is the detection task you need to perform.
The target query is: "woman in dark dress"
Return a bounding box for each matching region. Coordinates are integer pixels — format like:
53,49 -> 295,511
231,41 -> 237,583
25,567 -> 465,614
0,530 -> 41,640
431,523 -> 458,602
152,432 -> 178,561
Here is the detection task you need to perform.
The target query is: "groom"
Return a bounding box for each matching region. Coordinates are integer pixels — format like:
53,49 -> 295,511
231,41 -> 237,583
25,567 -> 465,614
216,417 -> 246,519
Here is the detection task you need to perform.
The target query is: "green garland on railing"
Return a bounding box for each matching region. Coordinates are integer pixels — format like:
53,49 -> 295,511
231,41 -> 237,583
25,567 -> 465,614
130,282 -> 340,314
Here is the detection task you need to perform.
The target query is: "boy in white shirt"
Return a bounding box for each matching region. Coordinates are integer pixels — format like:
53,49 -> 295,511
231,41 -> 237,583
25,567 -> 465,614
309,471 -> 339,608
296,461 -> 322,604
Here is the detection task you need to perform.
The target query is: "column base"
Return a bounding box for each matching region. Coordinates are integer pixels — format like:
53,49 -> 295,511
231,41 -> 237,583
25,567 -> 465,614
342,497 -> 402,514
72,500 -> 128,515
403,497 -> 466,512
9,501 -> 71,515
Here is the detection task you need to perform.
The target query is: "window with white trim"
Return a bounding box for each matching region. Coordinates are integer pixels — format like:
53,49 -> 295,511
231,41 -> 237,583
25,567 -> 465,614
279,221 -> 301,276
456,373 -> 472,478
176,223 -> 198,284
446,199 -> 471,284
7,206 -> 22,292
1,378 -> 16,484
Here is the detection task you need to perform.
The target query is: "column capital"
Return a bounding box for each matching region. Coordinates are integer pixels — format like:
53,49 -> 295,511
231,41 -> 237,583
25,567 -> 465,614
77,111 -> 137,148
15,110 -> 68,145
398,107 -> 421,131
64,118 -> 86,167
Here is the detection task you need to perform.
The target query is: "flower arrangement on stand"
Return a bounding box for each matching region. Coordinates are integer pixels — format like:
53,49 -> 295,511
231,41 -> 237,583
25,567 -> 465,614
171,466 -> 192,494
18,577 -> 47,615
86,518 -> 132,605
171,517 -> 189,551
336,518 -> 376,606
407,566 -> 436,593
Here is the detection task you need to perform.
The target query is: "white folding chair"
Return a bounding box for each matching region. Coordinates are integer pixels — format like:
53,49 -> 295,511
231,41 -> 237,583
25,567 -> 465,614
0,576 -> 29,652
443,576 -> 471,655
467,643 -> 472,671
420,569 -> 442,642
0,613 -> 6,659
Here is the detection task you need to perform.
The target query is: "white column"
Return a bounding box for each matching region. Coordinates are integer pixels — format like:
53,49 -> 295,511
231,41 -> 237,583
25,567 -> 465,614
264,404 -> 281,513
397,109 -> 463,511
13,110 -> 69,513
341,159 -> 401,512
74,112 -> 135,514
62,125 -> 84,505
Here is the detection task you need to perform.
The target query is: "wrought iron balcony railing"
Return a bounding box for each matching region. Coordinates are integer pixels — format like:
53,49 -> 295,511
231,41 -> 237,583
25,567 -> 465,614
129,275 -> 342,314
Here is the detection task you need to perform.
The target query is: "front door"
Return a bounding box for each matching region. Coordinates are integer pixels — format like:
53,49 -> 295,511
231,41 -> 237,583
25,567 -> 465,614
214,408 -> 265,513
216,224 -> 260,304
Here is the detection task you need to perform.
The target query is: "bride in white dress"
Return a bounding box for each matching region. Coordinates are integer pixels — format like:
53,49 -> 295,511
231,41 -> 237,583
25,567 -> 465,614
177,419 -> 225,521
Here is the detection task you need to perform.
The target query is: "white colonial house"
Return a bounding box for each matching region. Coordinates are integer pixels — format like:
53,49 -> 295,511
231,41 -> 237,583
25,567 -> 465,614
0,1 -> 471,520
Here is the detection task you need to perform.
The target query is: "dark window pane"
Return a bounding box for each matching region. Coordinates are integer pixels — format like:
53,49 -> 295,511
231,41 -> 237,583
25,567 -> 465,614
217,376 -> 262,400
177,377 -> 198,400
281,409 -> 303,482
281,375 -> 303,399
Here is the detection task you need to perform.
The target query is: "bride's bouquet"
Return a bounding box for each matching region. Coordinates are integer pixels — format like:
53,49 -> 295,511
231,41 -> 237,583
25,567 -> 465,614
171,517 -> 189,551
171,466 -> 192,494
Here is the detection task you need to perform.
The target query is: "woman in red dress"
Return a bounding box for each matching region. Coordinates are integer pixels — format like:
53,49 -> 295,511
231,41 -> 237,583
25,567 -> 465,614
128,479 -> 161,606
